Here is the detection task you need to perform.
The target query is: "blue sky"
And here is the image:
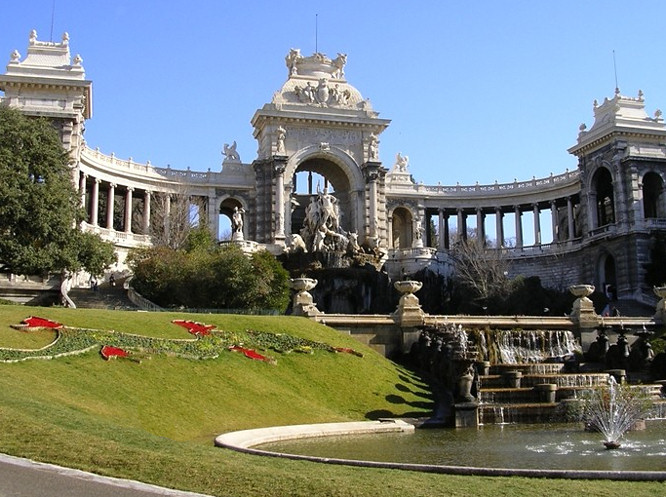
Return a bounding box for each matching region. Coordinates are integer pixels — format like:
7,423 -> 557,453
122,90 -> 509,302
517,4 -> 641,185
3,0 -> 666,188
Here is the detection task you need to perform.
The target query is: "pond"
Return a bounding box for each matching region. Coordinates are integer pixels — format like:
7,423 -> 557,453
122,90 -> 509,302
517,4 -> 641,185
259,420 -> 666,472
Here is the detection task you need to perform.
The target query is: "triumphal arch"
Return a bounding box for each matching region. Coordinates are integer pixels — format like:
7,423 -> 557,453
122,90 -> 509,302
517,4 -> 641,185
3,31 -> 666,309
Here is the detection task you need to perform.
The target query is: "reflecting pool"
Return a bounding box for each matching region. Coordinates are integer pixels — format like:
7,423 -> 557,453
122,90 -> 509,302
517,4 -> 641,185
260,421 -> 666,472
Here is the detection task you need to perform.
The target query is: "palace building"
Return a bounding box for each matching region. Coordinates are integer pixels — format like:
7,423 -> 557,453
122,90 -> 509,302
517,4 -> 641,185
2,31 -> 665,308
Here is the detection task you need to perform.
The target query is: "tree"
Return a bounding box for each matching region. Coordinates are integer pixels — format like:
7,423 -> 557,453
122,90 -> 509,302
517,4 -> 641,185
0,107 -> 116,276
128,242 -> 290,312
149,184 -> 208,250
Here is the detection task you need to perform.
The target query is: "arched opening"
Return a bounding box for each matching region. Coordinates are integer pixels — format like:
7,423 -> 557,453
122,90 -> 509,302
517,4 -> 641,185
598,252 -> 617,301
592,167 -> 615,227
290,157 -> 352,238
643,172 -> 664,219
391,207 -> 413,249
219,198 -> 243,241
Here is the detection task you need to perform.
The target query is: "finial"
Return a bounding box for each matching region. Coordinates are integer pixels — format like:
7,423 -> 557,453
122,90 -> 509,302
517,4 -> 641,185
62,32 -> 70,45
73,54 -> 83,66
9,50 -> 21,63
615,87 -> 620,96
579,123 -> 587,132
29,29 -> 37,44
593,99 -> 598,109
638,89 -> 644,101
655,109 -> 662,120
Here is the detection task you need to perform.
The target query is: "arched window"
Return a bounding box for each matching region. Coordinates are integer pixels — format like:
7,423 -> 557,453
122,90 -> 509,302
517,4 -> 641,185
391,207 -> 413,249
592,168 -> 615,227
643,172 -> 664,219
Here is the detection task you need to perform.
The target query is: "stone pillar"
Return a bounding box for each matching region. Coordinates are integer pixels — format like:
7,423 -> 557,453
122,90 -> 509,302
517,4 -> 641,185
90,178 -> 100,226
533,203 -> 541,246
274,162 -> 286,240
495,207 -> 504,248
550,200 -> 558,243
284,183 -> 294,237
143,190 -> 151,235
289,278 -> 322,317
106,183 -> 115,230
392,280 -> 425,327
124,187 -> 134,233
443,212 -> 450,250
79,173 -> 87,208
569,284 -> 598,333
363,162 -> 382,241
567,196 -> 575,240
457,209 -> 466,241
164,194 -> 171,241
438,209 -> 446,250
476,208 -> 485,247
514,205 -> 523,248
588,192 -> 598,229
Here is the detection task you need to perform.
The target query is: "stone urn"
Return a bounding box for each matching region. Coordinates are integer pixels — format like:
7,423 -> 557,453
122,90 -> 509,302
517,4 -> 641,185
289,278 -> 321,317
569,284 -> 595,299
393,280 -> 425,327
569,284 -> 596,326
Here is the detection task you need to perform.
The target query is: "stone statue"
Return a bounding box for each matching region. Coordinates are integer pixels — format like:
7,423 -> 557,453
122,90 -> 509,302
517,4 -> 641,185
300,188 -> 345,253
222,141 -> 241,163
332,53 -> 347,79
316,78 -> 329,106
394,152 -> 409,172
285,48 -> 301,76
232,206 -> 245,240
286,233 -> 307,253
276,126 -> 286,155
368,133 -> 379,161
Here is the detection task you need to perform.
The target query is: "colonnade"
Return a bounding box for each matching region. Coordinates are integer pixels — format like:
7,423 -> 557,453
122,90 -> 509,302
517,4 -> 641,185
428,195 -> 580,250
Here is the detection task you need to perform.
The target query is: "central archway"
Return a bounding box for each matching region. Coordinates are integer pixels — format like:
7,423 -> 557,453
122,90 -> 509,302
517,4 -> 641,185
285,147 -> 366,242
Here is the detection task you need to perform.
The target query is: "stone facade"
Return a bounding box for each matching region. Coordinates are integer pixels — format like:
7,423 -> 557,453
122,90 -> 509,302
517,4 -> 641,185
2,32 -> 666,306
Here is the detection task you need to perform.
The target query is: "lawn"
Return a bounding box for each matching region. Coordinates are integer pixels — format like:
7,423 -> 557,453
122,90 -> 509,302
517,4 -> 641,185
0,305 -> 664,496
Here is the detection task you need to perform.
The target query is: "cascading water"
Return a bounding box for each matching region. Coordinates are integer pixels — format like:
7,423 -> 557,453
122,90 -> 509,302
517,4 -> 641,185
477,329 -> 582,364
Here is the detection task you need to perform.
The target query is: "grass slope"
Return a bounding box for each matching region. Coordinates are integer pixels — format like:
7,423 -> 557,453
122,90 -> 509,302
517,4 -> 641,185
0,306 -> 664,496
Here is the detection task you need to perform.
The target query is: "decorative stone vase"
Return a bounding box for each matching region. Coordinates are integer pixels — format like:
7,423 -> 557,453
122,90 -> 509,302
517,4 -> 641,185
394,280 -> 423,295
289,278 -> 321,317
392,280 -> 425,327
569,284 -> 595,299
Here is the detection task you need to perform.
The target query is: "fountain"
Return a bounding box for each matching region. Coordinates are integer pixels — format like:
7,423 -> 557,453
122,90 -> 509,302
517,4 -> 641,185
577,376 -> 653,450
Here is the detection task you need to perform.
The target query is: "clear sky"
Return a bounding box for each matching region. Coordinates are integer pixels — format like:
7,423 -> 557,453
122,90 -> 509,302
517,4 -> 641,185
3,0 -> 666,188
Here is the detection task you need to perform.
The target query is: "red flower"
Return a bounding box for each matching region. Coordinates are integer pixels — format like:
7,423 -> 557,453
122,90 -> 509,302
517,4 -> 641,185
101,345 -> 129,360
171,319 -> 215,336
21,316 -> 63,329
229,345 -> 273,363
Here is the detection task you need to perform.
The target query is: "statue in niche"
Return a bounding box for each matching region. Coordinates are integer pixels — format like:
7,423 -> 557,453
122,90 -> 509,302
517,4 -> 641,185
299,187 -> 349,253
368,133 -> 379,161
276,126 -> 286,155
285,48 -> 301,76
222,141 -> 241,163
232,206 -> 245,240
332,53 -> 347,79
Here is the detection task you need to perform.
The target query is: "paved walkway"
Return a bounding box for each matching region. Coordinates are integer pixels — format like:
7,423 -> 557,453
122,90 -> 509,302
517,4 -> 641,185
0,454 -> 213,497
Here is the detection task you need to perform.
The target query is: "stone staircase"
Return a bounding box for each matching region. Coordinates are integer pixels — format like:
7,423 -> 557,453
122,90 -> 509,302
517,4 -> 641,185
68,279 -> 137,310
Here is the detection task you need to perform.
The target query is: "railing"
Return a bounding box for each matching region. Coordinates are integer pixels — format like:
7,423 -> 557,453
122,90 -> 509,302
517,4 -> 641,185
80,222 -> 151,247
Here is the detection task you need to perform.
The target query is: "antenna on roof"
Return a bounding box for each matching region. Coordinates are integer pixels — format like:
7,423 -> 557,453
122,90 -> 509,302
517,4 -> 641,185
315,13 -> 318,53
613,50 -> 619,94
50,0 -> 56,42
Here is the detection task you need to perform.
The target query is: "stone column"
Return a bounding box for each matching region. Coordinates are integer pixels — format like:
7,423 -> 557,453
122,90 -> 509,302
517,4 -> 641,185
443,212 -> 450,250
164,194 -> 171,241
90,178 -> 100,226
533,203 -> 541,246
476,208 -> 485,247
124,187 -> 134,233
550,200 -> 558,243
284,183 -> 294,237
143,190 -> 151,235
438,209 -> 446,250
363,162 -> 382,241
79,173 -> 87,208
273,159 -> 288,242
588,192 -> 598,230
514,205 -> 523,248
567,196 -> 575,240
106,183 -> 115,230
495,207 -> 504,248
457,209 -> 466,242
